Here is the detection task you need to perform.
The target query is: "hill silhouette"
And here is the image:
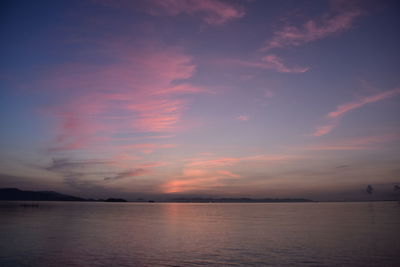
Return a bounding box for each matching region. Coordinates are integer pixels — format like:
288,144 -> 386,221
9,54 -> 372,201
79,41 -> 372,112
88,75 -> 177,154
0,188 -> 86,201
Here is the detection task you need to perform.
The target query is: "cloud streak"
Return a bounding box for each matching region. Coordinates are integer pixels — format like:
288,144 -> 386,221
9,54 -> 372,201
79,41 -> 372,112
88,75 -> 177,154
146,0 -> 245,25
226,55 -> 309,74
304,134 -> 400,150
162,153 -> 305,193
40,45 -> 206,153
104,168 -> 150,181
313,88 -> 400,136
262,3 -> 363,51
236,115 -> 249,121
261,55 -> 309,73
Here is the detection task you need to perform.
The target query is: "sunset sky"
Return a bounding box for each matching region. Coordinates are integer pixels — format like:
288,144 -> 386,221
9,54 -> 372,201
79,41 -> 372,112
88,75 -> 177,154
1,0 -> 399,200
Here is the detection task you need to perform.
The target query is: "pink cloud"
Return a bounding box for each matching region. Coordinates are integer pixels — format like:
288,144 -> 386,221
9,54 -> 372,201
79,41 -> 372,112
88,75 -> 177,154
111,134 -> 176,141
39,45 -> 206,152
236,115 -> 249,121
242,154 -> 303,162
261,55 -> 309,73
264,90 -> 274,98
304,134 -> 400,151
146,0 -> 245,25
120,143 -> 177,154
217,170 -> 240,178
185,154 -> 302,168
312,122 -> 338,137
227,55 -> 309,74
186,157 -> 241,168
47,93 -> 112,151
122,143 -> 177,149
126,98 -> 186,132
262,5 -> 363,51
313,88 -> 400,136
327,88 -> 400,119
139,161 -> 169,168
153,83 -> 209,95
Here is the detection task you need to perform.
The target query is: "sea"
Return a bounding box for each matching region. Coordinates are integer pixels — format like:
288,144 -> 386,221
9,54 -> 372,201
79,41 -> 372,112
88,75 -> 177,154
0,201 -> 399,266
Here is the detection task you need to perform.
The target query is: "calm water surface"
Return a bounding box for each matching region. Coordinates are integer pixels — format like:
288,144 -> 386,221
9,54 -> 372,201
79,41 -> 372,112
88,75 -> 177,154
0,202 -> 399,266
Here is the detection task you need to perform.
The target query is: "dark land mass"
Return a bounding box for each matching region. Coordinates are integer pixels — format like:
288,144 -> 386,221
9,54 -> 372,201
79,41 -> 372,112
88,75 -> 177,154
169,197 -> 313,203
0,188 -> 86,201
105,198 -> 127,202
0,188 -> 313,203
0,188 -> 128,202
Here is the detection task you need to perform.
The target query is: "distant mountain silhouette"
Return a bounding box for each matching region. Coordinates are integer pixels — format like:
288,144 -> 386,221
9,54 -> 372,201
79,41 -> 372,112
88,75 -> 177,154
169,197 -> 313,203
0,188 -> 86,201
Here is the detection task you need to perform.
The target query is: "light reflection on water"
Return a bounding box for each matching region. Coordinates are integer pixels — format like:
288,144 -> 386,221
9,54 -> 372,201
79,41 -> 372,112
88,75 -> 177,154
0,202 -> 399,266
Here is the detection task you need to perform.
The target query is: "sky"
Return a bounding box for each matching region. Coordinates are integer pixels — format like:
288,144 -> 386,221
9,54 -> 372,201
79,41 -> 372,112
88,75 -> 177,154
1,0 -> 399,201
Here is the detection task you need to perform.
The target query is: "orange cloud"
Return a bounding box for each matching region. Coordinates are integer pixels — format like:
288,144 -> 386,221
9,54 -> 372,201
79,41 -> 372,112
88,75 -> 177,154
162,168 -> 238,194
161,153 -> 304,193
217,170 -> 240,178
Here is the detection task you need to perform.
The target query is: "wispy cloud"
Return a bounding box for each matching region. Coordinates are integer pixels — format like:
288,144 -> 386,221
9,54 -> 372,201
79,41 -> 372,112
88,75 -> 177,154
313,88 -> 400,136
161,153 -> 305,193
46,158 -> 110,172
262,3 -> 364,51
185,154 -> 303,168
217,170 -> 240,178
44,157 -> 113,190
161,168 -> 240,194
186,157 -> 241,168
120,143 -> 177,154
146,0 -> 245,25
304,134 -> 400,150
253,0 -> 365,77
104,168 -> 150,181
327,88 -> 400,119
236,115 -> 249,121
40,45 -> 205,152
261,55 -> 309,73
225,55 -> 309,74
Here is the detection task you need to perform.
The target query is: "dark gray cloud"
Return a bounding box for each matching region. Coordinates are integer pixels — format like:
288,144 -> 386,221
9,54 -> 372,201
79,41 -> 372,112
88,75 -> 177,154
335,165 -> 350,169
0,173 -> 54,191
44,158 -> 113,191
104,168 -> 149,181
46,158 -> 111,172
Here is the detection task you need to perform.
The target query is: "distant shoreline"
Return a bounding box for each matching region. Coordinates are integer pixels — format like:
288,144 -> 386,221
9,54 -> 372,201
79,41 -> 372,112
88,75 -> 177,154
1,200 -> 399,204
1,188 -> 398,203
